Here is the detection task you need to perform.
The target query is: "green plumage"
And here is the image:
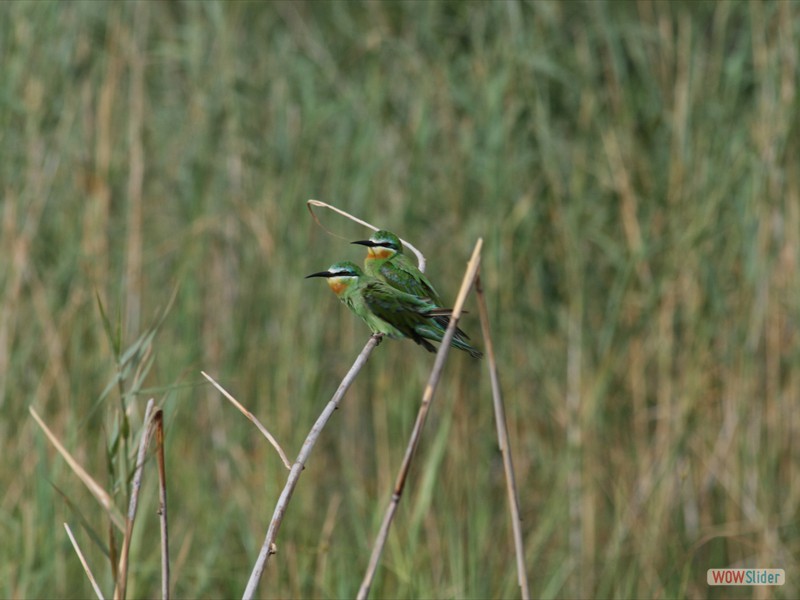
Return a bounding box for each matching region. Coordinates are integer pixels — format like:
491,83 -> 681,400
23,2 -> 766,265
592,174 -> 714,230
353,230 -> 443,305
306,261 -> 482,358
351,230 -> 482,357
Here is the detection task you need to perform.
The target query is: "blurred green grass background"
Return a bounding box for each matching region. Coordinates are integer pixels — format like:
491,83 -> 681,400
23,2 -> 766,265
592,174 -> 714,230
2,1 -> 798,598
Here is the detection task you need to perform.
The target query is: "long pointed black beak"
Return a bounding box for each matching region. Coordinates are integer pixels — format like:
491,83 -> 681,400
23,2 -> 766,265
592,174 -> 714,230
351,239 -> 379,247
305,270 -> 333,279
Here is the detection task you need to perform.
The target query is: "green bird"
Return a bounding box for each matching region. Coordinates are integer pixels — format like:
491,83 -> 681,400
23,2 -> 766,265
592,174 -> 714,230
351,230 -> 442,305
351,229 -> 480,354
306,261 -> 482,358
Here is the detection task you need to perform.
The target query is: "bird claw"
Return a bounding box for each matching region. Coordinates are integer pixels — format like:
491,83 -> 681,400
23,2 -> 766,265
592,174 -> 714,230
371,333 -> 384,346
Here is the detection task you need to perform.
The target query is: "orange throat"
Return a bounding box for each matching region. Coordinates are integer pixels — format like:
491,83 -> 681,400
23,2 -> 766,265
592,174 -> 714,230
327,278 -> 348,295
367,247 -> 393,260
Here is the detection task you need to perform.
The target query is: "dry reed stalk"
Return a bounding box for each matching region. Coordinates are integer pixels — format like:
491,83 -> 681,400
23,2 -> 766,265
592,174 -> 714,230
313,492 -> 343,590
123,3 -> 147,338
29,407 -> 125,531
202,371 -> 292,470
474,272 -> 530,599
242,334 -> 381,599
2,157 -> 57,409
243,200 -> 434,598
153,409 -> 170,600
64,523 -> 105,600
114,398 -> 156,600
357,239 -> 483,599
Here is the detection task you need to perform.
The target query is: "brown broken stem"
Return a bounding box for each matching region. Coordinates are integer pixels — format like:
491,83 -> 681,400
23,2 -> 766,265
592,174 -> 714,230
153,409 -> 170,600
114,398 -> 155,600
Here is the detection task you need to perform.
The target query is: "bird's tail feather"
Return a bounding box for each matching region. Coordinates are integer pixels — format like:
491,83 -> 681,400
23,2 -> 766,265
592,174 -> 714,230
415,324 -> 483,359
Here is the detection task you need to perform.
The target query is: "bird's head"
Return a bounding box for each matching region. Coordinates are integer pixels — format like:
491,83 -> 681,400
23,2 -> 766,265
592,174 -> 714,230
305,261 -> 364,296
351,229 -> 403,260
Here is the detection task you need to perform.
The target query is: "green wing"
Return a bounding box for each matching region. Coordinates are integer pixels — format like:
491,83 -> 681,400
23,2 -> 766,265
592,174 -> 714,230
362,281 -> 438,352
361,278 -> 482,358
379,254 -> 442,305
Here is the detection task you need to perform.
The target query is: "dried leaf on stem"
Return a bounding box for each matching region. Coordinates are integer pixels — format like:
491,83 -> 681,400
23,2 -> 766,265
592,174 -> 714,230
202,371 -> 291,470
29,406 -> 126,532
64,522 -> 105,600
306,199 -> 426,272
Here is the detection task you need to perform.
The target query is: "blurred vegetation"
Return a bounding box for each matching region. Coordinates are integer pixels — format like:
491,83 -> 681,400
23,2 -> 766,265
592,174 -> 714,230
2,1 -> 798,598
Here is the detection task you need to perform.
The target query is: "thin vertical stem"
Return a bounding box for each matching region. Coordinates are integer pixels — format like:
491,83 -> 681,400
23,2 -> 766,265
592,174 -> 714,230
357,239 -> 483,599
153,410 -> 170,600
114,398 -> 155,600
474,272 -> 530,599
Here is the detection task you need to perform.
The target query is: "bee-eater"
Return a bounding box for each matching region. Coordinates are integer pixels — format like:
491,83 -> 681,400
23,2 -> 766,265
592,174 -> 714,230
351,230 -> 480,353
351,230 -> 442,305
306,261 -> 482,358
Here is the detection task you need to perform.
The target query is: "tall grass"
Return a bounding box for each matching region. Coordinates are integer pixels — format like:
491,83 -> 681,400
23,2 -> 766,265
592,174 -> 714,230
2,2 -> 798,598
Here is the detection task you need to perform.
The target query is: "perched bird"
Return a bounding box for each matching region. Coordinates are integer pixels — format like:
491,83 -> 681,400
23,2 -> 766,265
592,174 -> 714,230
351,230 -> 442,305
306,261 -> 482,358
351,229 -> 480,354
